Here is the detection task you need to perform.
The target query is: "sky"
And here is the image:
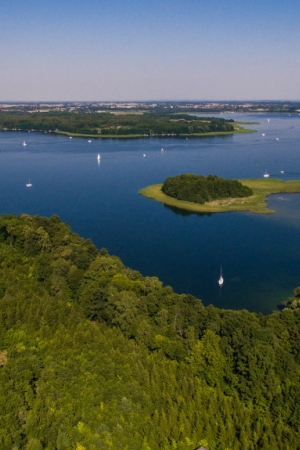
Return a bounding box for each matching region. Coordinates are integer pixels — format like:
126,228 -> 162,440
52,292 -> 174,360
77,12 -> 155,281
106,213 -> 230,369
1,0 -> 300,101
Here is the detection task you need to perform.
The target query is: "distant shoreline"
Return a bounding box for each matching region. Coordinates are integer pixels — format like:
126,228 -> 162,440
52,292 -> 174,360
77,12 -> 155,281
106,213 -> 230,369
139,179 -> 300,214
55,125 -> 254,139
0,124 -> 254,140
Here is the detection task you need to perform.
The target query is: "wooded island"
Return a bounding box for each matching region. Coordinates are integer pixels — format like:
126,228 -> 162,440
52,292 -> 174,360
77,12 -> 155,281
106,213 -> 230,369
162,174 -> 253,204
0,111 -> 252,138
140,177 -> 300,214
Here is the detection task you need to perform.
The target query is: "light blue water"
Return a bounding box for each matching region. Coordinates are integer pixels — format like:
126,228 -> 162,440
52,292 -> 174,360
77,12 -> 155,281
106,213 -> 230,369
1,113 -> 300,313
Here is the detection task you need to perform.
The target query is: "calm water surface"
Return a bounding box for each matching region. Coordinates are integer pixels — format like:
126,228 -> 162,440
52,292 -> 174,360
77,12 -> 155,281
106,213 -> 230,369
1,113 -> 300,314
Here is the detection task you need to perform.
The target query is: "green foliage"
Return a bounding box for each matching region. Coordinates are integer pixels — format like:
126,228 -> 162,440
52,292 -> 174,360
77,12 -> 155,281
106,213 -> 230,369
284,285 -> 300,309
0,214 -> 299,449
0,111 -> 234,137
162,174 -> 253,204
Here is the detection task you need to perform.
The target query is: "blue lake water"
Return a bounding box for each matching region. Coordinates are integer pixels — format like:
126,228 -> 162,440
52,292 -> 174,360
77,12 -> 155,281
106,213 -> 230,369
1,112 -> 300,314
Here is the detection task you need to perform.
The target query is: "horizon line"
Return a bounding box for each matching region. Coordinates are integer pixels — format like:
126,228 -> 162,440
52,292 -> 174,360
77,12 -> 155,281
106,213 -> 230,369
1,99 -> 300,104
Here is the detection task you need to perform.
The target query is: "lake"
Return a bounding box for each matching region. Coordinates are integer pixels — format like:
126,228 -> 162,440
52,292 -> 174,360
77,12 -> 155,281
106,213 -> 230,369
1,112 -> 300,314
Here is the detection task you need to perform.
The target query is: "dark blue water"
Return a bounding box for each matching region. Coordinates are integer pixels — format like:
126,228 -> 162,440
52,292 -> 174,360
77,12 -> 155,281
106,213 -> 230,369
1,112 -> 300,314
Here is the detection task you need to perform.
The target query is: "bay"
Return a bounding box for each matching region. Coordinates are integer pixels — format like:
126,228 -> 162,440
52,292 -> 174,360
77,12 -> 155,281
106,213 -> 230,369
1,112 -> 300,314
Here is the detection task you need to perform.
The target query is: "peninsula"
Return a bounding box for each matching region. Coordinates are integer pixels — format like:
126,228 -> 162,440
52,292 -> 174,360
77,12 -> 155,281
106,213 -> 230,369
0,110 -> 253,138
139,178 -> 300,214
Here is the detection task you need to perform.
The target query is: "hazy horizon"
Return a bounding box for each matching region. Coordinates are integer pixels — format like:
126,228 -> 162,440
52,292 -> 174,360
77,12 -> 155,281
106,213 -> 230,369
1,99 -> 300,104
2,0 -> 300,102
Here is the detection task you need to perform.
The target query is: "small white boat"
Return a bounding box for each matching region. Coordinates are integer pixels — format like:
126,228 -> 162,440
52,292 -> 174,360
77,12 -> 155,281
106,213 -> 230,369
23,141 -> 27,146
276,138 -> 279,141
88,139 -> 92,143
161,148 -> 164,153
26,179 -> 32,188
280,170 -> 285,174
97,154 -> 101,162
69,136 -> 72,139
263,170 -> 270,178
143,153 -> 146,157
262,133 -> 265,136
218,266 -> 224,286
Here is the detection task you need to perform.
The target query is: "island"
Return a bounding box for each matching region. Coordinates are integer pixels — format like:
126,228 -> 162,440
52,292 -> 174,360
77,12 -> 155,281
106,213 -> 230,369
0,111 -> 253,138
161,174 -> 253,204
139,177 -> 300,214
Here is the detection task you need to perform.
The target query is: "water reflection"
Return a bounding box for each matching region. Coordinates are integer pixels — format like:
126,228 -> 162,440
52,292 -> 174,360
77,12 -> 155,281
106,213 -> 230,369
163,203 -> 212,217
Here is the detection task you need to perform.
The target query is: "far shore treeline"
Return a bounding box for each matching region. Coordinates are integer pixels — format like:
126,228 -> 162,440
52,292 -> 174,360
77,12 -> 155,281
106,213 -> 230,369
162,174 -> 253,204
0,111 -> 238,137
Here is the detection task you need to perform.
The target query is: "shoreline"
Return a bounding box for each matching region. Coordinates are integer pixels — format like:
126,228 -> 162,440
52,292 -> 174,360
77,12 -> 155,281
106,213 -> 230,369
0,123 -> 254,140
53,124 -> 255,139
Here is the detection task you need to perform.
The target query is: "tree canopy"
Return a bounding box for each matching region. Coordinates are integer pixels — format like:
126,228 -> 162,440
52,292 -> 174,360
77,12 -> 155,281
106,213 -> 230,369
0,111 -> 235,137
162,174 -> 253,204
0,213 -> 299,449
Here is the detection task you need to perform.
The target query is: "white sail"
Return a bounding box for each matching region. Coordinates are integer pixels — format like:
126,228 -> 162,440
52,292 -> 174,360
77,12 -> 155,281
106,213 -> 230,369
218,266 -> 224,286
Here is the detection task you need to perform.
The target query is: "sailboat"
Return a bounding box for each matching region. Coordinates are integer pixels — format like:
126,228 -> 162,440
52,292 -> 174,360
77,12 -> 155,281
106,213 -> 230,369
23,141 -> 27,146
263,170 -> 270,178
97,153 -> 101,162
26,179 -> 32,188
218,266 -> 224,286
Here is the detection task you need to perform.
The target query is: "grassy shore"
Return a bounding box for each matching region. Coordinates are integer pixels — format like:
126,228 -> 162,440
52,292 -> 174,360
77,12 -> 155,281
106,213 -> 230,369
55,131 -> 144,139
139,178 -> 300,214
55,123 -> 254,139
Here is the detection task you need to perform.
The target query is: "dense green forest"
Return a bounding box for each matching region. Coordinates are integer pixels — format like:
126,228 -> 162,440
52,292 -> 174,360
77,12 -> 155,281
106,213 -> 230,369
162,174 -> 253,204
0,214 -> 300,449
0,111 -> 235,137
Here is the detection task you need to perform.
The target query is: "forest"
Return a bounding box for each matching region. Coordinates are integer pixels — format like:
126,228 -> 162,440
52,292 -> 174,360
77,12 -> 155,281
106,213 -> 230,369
162,174 -> 253,204
0,214 -> 300,449
0,111 -> 235,137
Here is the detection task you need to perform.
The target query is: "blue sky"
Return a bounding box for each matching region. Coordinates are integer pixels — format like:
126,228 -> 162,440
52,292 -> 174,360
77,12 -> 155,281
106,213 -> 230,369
1,0 -> 300,101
